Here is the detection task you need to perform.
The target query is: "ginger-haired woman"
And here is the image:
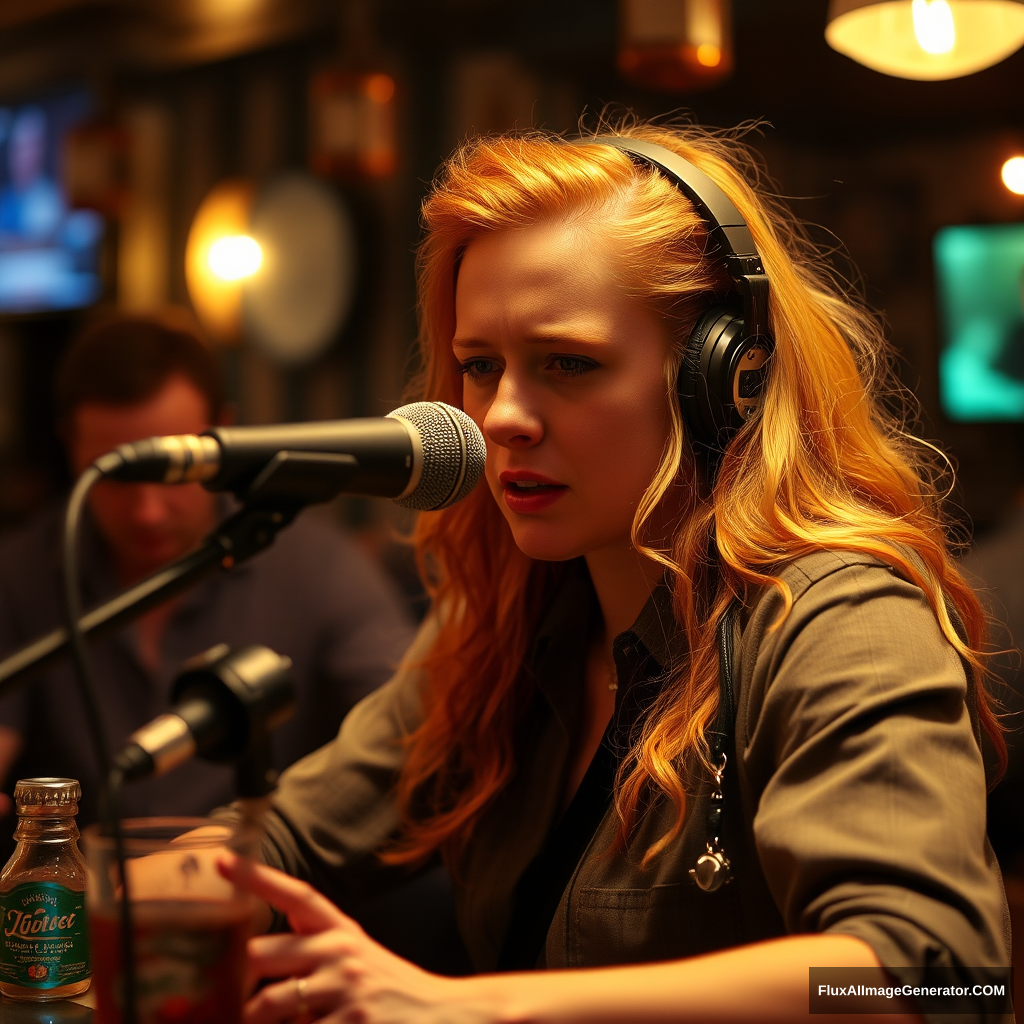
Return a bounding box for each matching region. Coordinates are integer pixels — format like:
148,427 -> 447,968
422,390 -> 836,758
220,124 -> 1011,1023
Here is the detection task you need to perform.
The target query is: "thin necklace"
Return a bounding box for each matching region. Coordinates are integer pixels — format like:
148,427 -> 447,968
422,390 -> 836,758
605,649 -> 618,692
591,639 -> 618,692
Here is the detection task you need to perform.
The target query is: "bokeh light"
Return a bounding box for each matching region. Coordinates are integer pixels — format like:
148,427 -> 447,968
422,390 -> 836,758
207,235 -> 262,281
912,0 -> 955,54
184,178 -> 255,342
696,44 -> 722,67
1002,156 -> 1024,195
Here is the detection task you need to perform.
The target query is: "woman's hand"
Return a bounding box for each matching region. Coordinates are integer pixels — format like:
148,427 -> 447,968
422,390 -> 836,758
217,853 -> 496,1024
217,857 -> 918,1024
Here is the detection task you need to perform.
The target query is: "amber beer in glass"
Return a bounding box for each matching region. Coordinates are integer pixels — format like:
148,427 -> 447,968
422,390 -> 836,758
84,818 -> 254,1024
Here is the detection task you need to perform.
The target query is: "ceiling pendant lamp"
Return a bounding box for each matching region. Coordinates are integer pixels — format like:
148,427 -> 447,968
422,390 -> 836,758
826,0 -> 1024,80
618,0 -> 733,91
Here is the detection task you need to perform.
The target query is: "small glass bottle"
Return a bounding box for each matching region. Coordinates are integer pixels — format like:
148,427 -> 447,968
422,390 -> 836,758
0,778 -> 90,1001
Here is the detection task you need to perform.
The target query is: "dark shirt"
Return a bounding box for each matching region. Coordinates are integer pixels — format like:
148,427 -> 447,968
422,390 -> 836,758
0,501 -> 415,835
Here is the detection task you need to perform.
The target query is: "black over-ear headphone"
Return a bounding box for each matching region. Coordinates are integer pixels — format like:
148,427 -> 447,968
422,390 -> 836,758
588,136 -> 774,456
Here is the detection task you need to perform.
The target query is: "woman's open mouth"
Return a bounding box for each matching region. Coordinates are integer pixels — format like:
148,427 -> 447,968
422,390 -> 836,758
499,472 -> 568,514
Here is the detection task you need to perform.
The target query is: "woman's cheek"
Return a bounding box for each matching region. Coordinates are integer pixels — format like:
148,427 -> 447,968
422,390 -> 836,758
593,409 -> 665,491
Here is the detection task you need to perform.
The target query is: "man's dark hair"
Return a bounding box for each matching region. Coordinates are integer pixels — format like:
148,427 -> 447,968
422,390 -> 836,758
54,313 -> 226,424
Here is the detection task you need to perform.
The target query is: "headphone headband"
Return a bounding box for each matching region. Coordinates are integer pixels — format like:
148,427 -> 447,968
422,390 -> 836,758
581,135 -> 774,457
589,136 -> 771,341
592,137 -> 755,258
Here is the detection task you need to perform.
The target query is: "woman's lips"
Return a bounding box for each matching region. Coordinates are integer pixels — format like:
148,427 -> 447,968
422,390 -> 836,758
499,472 -> 568,514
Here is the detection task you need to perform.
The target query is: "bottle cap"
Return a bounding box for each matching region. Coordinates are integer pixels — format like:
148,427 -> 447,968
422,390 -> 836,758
13,778 -> 81,816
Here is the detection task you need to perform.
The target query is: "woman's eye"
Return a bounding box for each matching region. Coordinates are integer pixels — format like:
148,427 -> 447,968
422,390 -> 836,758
458,358 -> 500,381
551,355 -> 598,379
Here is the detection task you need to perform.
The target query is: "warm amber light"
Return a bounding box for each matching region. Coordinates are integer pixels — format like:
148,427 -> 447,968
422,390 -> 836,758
696,43 -> 721,66
1002,157 -> 1024,195
826,0 -> 1024,80
364,74 -> 395,104
185,179 -> 255,342
617,0 -> 733,91
912,0 -> 956,53
207,235 -> 262,281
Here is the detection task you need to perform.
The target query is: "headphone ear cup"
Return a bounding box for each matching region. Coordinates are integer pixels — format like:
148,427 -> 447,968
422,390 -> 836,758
678,305 -> 745,452
678,304 -> 772,455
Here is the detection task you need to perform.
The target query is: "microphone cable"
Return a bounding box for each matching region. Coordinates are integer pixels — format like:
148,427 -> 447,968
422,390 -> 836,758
62,465 -> 138,1024
55,403 -> 486,1024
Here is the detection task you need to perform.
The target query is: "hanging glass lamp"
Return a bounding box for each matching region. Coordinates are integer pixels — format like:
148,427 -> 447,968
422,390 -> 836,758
826,0 -> 1024,80
618,0 -> 733,91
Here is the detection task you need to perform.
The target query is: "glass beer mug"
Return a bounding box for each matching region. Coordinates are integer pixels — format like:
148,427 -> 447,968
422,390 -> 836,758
85,818 -> 256,1024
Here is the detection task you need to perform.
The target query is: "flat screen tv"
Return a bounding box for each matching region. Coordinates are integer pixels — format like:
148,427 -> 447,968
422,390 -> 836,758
935,222 -> 1024,422
0,90 -> 103,314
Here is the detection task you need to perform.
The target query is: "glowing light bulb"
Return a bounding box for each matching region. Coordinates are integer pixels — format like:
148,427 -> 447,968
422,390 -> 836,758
912,0 -> 956,55
696,44 -> 722,67
1002,157 -> 1024,195
207,235 -> 262,281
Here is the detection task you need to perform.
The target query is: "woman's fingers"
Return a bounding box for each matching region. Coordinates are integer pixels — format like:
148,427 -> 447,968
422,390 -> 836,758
244,974 -> 309,1024
217,852 -> 347,934
218,855 -> 459,1022
246,930 -> 355,979
244,970 -> 346,1024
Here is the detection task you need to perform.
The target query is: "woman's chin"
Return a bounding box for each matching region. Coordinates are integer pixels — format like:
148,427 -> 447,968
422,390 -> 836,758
506,524 -> 590,564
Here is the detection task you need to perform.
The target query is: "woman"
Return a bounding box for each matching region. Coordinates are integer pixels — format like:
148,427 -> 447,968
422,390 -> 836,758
220,123 -> 1011,1023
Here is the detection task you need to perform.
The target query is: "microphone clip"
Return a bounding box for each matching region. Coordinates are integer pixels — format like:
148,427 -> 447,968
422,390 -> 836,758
241,450 -> 359,509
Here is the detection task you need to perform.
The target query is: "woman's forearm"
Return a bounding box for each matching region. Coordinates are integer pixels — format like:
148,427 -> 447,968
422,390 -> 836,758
465,934 -> 924,1024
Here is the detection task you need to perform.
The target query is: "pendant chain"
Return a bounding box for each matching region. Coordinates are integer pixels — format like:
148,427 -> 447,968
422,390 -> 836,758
606,650 -> 618,692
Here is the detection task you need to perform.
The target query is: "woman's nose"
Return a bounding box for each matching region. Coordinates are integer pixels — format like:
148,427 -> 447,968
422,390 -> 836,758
482,375 -> 543,450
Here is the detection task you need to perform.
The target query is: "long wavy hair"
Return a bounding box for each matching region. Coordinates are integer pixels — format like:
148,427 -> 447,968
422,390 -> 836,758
382,121 -> 1004,870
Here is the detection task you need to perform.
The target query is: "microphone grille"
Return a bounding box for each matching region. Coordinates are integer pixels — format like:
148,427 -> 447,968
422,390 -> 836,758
386,402 -> 486,511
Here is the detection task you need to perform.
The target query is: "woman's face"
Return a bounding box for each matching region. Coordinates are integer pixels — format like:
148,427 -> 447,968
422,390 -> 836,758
453,219 -> 674,563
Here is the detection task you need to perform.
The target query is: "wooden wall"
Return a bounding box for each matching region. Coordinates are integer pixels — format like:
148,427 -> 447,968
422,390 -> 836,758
1,0 -> 1022,532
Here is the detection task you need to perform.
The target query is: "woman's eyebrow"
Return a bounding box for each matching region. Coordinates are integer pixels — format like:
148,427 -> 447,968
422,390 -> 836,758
526,331 -> 610,347
452,331 -> 611,349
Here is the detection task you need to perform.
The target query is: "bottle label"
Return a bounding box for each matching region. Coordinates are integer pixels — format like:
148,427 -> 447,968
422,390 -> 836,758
0,882 -> 89,988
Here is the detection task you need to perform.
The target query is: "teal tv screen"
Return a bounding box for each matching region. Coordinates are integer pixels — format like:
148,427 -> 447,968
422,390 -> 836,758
935,223 -> 1024,421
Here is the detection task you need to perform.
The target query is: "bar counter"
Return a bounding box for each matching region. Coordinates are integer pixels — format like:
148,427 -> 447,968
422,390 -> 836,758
0,990 -> 93,1023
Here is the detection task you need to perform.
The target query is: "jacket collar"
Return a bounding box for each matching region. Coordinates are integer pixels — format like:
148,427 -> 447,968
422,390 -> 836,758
626,575 -> 685,674
526,560 -> 686,740
527,559 -> 599,735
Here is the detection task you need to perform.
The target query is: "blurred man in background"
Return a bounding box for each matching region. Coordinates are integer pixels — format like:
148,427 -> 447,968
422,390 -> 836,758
0,312 -> 414,832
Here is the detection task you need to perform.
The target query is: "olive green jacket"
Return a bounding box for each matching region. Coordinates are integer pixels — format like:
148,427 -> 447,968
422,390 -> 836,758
255,549 -> 1011,1021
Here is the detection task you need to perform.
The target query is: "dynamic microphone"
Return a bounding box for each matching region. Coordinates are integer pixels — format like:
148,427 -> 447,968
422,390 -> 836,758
96,401 -> 486,512
114,644 -> 294,783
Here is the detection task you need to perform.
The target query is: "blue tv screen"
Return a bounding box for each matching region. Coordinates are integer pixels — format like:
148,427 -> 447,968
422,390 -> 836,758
935,223 -> 1024,422
0,91 -> 103,314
